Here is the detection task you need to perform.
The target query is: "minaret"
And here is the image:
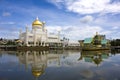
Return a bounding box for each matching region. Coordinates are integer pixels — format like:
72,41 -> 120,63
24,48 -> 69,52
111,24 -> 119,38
57,30 -> 60,47
25,25 -> 28,46
45,28 -> 48,43
34,28 -> 37,46
19,29 -> 22,40
42,21 -> 45,32
36,16 -> 38,20
58,30 -> 60,42
96,32 -> 98,35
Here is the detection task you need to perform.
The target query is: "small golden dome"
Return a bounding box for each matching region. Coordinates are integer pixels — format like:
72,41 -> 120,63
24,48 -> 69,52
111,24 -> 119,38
32,17 -> 43,27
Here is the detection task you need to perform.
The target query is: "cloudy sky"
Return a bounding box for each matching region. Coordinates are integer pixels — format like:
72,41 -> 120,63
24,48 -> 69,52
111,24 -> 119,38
0,0 -> 120,40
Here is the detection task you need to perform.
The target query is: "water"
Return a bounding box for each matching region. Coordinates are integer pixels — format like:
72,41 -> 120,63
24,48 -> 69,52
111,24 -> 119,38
0,50 -> 120,80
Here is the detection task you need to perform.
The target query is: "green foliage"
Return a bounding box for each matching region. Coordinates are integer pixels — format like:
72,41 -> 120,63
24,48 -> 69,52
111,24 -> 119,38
6,41 -> 15,45
111,39 -> 120,46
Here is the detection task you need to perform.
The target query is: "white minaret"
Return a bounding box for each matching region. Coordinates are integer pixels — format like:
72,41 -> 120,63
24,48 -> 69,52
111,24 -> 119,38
25,25 -> 28,46
57,30 -> 61,43
42,21 -> 45,32
45,28 -> 48,42
33,28 -> 37,46
19,29 -> 22,40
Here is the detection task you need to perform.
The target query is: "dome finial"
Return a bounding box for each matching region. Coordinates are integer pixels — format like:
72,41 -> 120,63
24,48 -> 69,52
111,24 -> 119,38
26,24 -> 28,27
36,16 -> 39,20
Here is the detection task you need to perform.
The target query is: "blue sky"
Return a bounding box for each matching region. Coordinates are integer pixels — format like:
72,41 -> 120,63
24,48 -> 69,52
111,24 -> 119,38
0,0 -> 120,40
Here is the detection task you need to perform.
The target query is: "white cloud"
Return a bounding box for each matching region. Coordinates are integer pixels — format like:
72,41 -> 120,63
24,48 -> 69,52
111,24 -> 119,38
47,0 -> 64,9
46,25 -> 108,40
0,22 -> 15,25
49,0 -> 120,14
47,24 -> 120,40
2,12 -> 11,16
46,25 -> 62,33
0,31 -> 19,39
112,26 -> 119,30
80,15 -> 94,23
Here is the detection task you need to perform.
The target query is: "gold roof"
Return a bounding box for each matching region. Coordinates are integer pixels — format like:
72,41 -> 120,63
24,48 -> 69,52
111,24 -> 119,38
16,39 -> 22,43
32,17 -> 43,27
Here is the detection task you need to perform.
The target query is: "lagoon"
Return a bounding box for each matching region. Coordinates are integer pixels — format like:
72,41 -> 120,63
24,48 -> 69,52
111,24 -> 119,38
0,50 -> 120,80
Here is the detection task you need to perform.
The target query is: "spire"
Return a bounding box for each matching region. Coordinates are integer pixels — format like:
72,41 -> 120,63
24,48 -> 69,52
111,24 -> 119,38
26,24 -> 29,32
96,32 -> 98,35
36,16 -> 39,20
42,21 -> 45,24
19,29 -> 22,34
26,24 -> 28,28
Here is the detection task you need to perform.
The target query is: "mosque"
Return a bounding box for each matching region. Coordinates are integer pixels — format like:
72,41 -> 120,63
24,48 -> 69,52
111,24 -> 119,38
19,17 -> 61,47
18,17 -> 80,49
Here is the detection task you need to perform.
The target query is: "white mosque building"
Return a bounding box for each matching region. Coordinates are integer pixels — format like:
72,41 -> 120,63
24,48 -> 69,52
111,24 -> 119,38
19,17 -> 61,47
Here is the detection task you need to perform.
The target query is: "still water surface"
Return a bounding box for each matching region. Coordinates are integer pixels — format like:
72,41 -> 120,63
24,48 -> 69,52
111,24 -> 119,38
0,50 -> 120,80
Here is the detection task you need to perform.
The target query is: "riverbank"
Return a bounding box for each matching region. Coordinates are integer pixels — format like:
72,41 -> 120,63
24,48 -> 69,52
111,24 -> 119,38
0,45 -> 80,51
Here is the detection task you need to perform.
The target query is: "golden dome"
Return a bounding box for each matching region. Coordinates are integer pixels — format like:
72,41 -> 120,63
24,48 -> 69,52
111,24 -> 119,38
32,66 -> 44,78
32,70 -> 42,77
32,17 -> 43,27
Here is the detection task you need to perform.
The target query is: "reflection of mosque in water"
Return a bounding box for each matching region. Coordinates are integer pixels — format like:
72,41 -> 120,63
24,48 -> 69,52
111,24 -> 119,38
78,50 -> 111,66
17,50 -> 69,79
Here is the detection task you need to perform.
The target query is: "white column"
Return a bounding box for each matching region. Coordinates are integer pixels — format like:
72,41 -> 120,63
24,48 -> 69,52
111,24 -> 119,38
43,42 -> 45,46
38,41 -> 39,46
41,41 -> 42,46
40,35 -> 43,46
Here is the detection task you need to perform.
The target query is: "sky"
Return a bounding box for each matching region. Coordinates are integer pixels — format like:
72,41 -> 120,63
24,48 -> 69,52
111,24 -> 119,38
0,0 -> 120,40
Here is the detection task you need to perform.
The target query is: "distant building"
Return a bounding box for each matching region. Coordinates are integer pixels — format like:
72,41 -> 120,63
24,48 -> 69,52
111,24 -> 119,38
83,32 -> 108,47
80,32 -> 111,50
68,41 -> 80,47
62,37 -> 80,48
